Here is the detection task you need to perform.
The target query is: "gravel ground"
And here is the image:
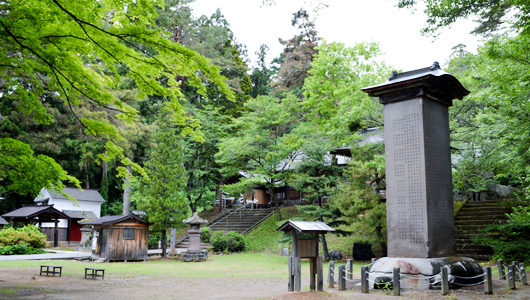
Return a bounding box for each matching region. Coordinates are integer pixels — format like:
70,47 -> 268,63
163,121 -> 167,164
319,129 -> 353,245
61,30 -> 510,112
0,266 -> 529,299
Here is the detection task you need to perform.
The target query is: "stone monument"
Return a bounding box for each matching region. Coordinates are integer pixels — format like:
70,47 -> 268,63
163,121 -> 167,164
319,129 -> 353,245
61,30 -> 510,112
181,212 -> 208,262
361,62 -> 482,288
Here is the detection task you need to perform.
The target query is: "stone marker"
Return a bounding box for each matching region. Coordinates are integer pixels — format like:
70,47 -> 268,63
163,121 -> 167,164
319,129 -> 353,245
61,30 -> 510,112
181,212 -> 208,262
362,62 -> 483,289
363,62 -> 465,258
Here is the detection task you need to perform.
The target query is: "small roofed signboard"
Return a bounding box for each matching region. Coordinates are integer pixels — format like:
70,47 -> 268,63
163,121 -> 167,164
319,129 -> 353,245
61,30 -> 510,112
277,220 -> 334,292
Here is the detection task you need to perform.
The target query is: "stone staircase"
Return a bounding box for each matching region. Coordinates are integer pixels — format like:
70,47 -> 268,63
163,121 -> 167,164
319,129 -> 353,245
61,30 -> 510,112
208,207 -> 274,233
174,207 -> 274,251
454,200 -> 512,261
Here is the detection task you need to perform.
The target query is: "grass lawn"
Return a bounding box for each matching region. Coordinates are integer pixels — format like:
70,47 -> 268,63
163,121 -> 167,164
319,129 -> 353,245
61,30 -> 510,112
0,252 -> 363,278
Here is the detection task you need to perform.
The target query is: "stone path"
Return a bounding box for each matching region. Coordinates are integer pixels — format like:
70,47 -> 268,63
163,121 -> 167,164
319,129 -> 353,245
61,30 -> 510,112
0,250 -> 91,261
0,249 -> 186,261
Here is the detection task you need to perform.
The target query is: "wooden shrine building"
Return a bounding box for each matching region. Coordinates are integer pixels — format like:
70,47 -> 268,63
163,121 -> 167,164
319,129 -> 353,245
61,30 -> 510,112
81,213 -> 149,262
1,205 -> 70,247
277,220 -> 335,292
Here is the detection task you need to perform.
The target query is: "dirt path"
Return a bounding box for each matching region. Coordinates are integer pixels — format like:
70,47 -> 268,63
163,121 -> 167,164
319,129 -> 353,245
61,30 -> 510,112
1,267 -> 529,299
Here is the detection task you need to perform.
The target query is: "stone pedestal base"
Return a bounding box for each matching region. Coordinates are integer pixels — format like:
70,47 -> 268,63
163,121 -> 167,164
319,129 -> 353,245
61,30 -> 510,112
369,257 -> 483,290
181,251 -> 208,262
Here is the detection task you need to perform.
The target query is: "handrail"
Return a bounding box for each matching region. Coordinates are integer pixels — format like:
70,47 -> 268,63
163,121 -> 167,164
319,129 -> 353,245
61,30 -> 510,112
208,203 -> 250,229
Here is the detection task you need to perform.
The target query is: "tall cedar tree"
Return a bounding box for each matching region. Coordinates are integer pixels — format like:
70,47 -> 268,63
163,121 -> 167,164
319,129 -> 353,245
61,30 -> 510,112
272,8 -> 319,95
132,108 -> 190,257
331,143 -> 387,257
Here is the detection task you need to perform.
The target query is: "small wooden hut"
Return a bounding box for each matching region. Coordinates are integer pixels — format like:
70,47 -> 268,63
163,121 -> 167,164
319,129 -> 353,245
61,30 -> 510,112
81,213 -> 149,262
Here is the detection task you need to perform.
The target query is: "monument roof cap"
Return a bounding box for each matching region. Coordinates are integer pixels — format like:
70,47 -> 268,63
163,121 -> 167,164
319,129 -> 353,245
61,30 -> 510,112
361,62 -> 469,105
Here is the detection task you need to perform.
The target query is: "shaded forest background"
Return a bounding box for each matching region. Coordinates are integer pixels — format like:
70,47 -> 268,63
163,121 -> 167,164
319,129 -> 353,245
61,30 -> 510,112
1,0 -> 529,256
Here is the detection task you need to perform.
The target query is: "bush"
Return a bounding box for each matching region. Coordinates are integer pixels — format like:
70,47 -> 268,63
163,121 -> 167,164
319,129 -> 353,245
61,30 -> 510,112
211,231 -> 247,253
0,242 -> 45,255
200,227 -> 211,243
475,205 -> 530,263
148,230 -> 161,249
0,225 -> 47,249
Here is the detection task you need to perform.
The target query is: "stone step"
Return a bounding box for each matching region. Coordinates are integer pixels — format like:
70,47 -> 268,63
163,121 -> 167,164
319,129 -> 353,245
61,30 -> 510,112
455,215 -> 507,221
454,253 -> 493,261
455,243 -> 493,250
456,248 -> 494,255
458,210 -> 509,216
462,200 -> 505,206
455,218 -> 506,226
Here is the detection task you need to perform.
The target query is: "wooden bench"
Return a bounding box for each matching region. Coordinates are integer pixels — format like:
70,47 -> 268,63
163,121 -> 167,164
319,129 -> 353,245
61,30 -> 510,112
40,265 -> 62,277
85,268 -> 105,280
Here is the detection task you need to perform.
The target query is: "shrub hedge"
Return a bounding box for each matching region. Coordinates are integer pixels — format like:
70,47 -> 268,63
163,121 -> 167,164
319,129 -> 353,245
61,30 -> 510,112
0,225 -> 47,255
211,231 -> 247,252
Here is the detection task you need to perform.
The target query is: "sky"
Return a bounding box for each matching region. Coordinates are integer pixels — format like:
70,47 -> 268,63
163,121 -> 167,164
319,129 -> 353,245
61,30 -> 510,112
190,0 -> 483,72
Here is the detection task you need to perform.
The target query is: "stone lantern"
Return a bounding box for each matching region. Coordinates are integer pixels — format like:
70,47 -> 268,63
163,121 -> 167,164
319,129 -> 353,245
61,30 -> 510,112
182,212 -> 208,261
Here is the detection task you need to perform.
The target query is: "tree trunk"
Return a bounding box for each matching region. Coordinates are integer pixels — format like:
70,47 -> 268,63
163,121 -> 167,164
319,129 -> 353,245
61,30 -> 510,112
271,186 -> 281,220
217,175 -> 223,213
84,161 -> 90,189
122,164 -> 133,215
375,225 -> 387,257
319,215 -> 330,260
161,229 -> 167,257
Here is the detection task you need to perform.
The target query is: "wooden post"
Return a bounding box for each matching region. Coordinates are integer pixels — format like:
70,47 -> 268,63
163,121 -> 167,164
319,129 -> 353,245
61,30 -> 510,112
484,267 -> 493,294
338,265 -> 346,291
513,261 -> 520,281
498,260 -> 506,280
292,231 -> 301,292
310,258 -> 315,291
328,260 -> 335,288
508,265 -> 516,290
170,228 -> 176,256
294,257 -> 301,292
288,257 -> 294,292
393,267 -> 400,296
346,259 -> 353,280
310,233 -> 318,291
53,219 -> 59,248
67,219 -> 71,246
520,263 -> 528,285
441,267 -> 449,295
317,256 -> 323,291
361,265 -> 369,293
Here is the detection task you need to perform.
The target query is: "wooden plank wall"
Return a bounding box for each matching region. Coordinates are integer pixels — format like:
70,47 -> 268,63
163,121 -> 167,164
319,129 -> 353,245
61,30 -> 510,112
297,239 -> 317,258
97,220 -> 149,260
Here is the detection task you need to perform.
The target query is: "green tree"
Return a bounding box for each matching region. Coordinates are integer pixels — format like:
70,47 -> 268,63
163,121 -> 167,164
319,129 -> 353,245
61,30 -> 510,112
250,44 -> 275,98
0,0 -> 233,198
444,36 -> 530,196
182,104 -> 230,213
397,0 -> 530,35
0,138 -> 79,197
289,128 -> 342,207
302,40 -> 391,143
272,8 -> 319,95
216,94 -> 304,219
132,107 -> 190,257
331,143 -> 387,257
289,127 -> 343,259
